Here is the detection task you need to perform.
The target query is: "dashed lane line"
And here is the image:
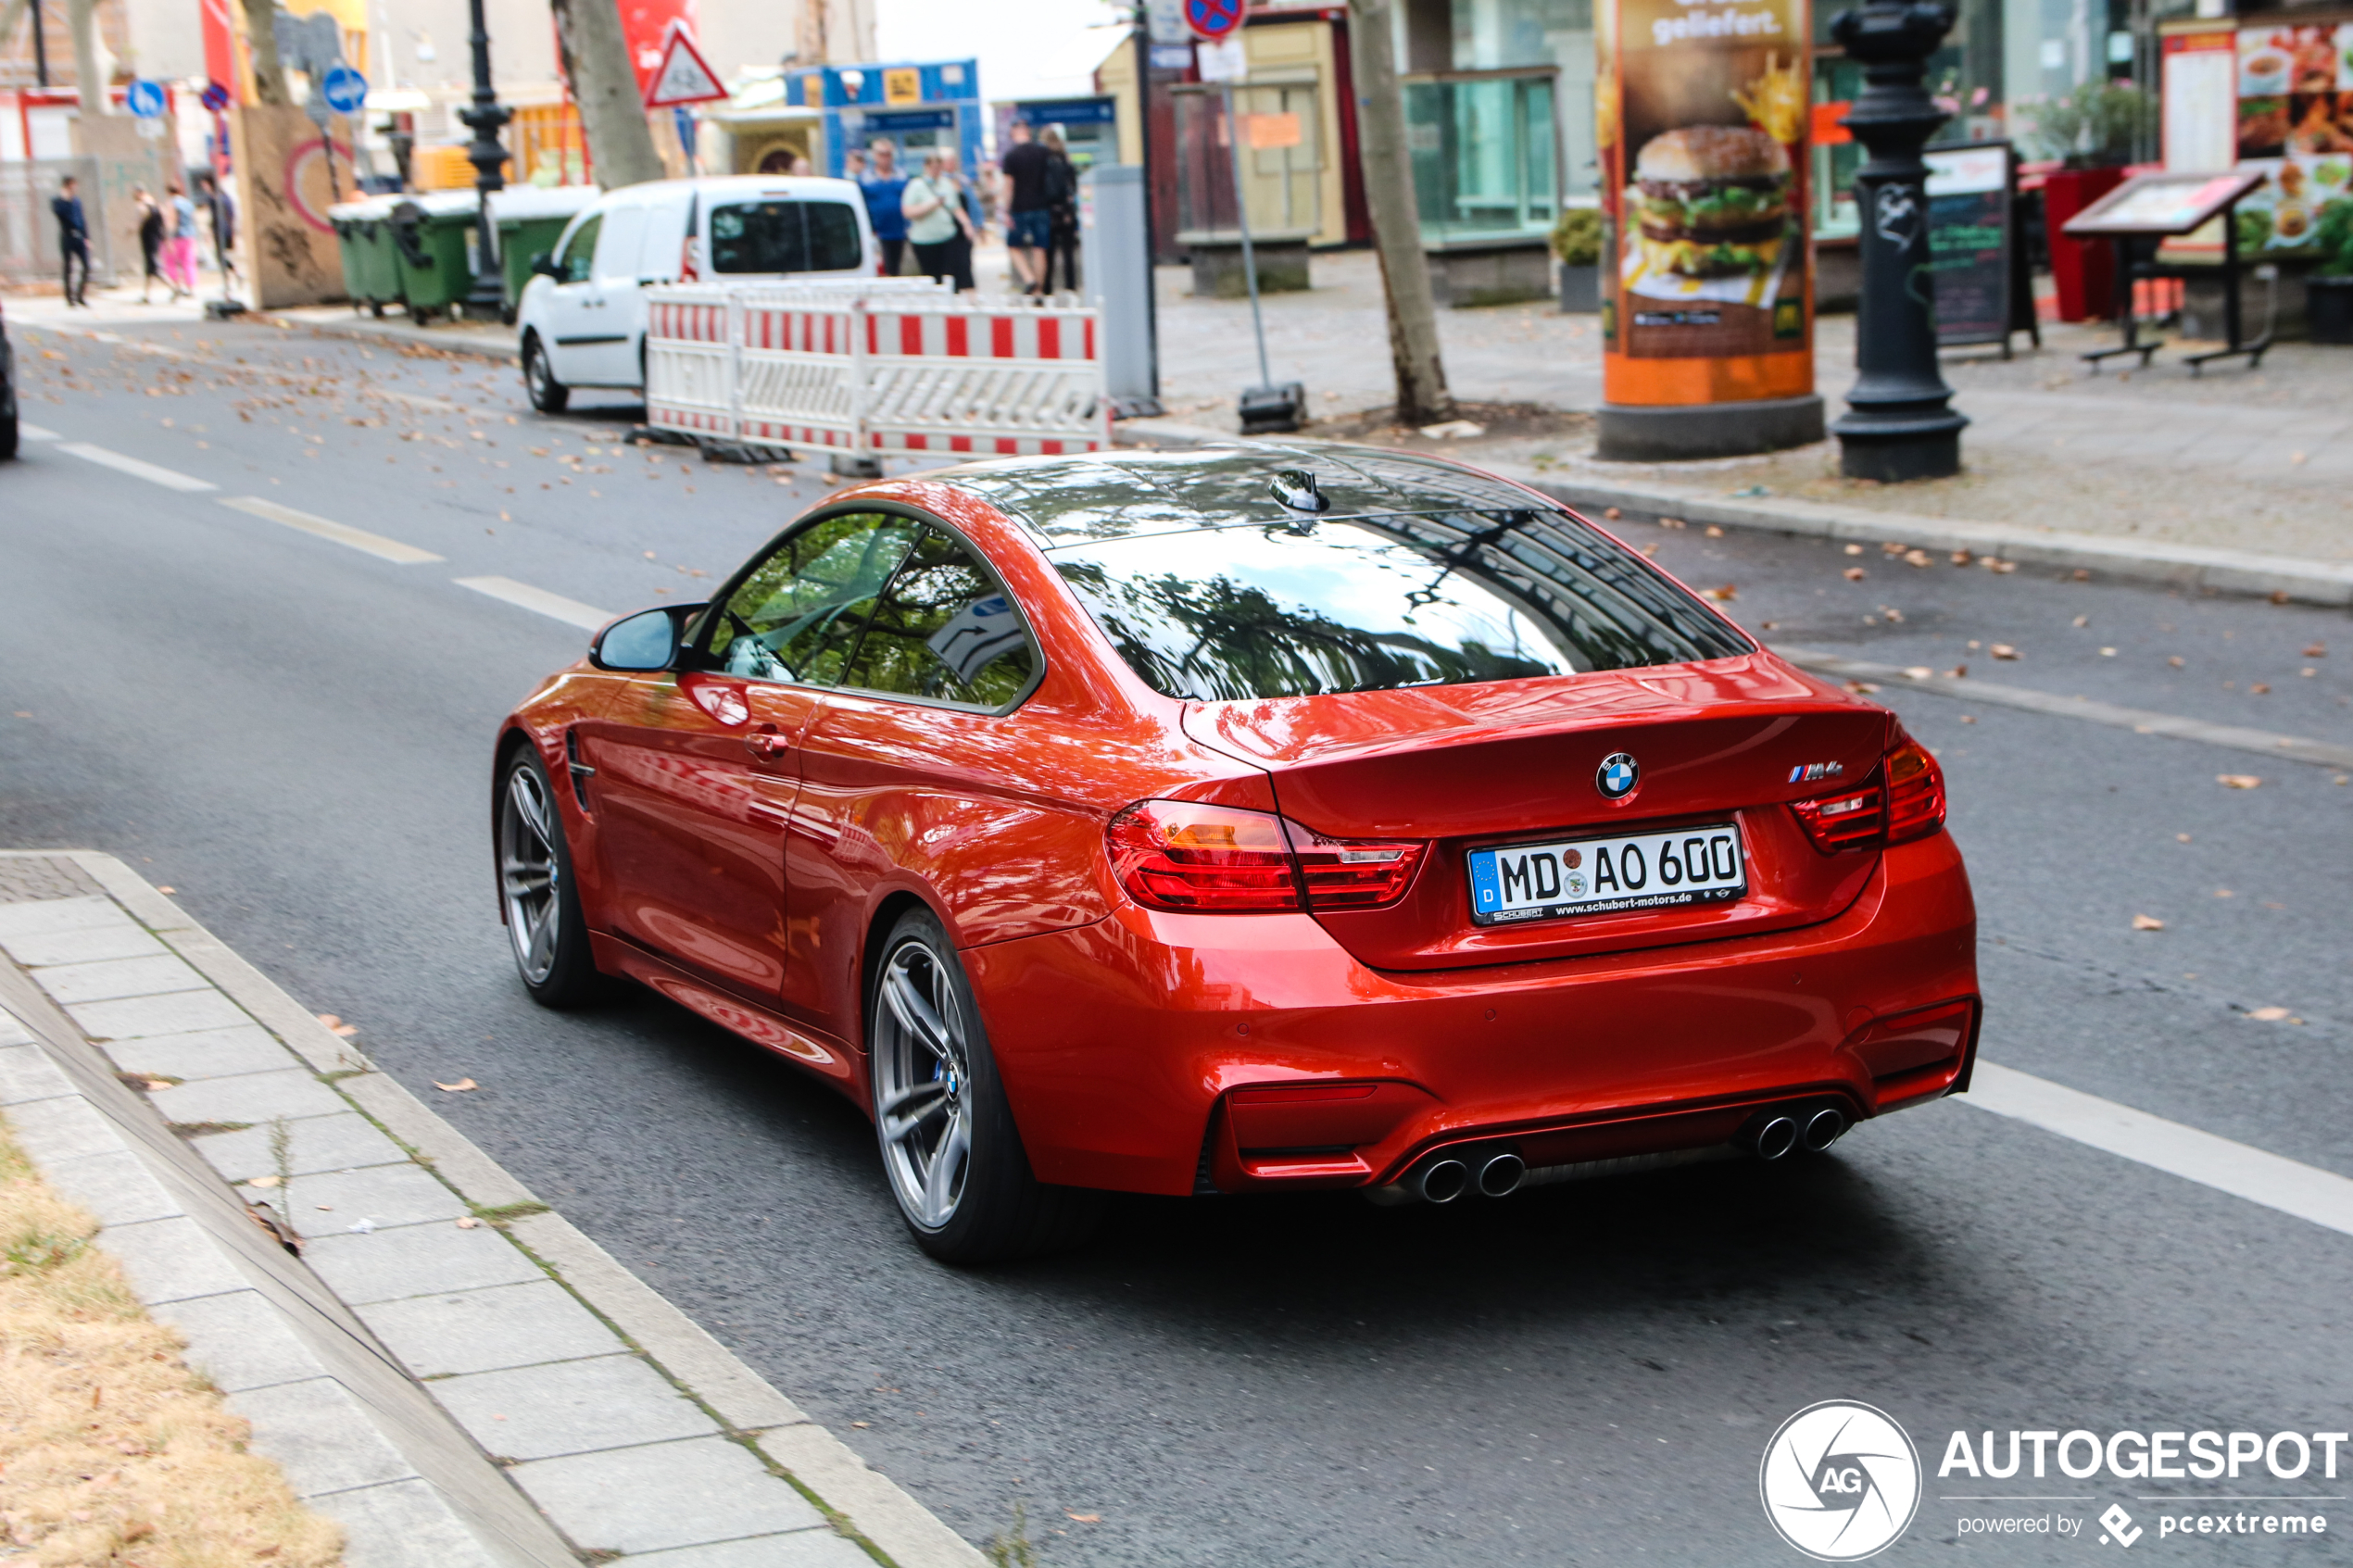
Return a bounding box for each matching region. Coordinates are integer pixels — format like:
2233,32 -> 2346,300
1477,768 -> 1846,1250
1967,1062 -> 2353,1240
56,442 -> 217,492
454,576 -> 612,631
1776,646 -> 2353,771
218,496 -> 446,565
18,422 -> 60,441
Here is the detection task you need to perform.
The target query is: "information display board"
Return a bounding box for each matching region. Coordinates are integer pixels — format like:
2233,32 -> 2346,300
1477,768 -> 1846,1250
1921,141 -> 2021,350
1598,0 -> 1813,409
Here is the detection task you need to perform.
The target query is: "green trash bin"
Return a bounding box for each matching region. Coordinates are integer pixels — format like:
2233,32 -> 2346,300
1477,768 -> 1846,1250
329,197 -> 396,315
388,190 -> 482,323
490,185 -> 600,320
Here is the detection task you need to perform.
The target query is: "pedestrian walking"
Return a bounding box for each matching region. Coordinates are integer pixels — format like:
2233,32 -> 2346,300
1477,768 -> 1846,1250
937,148 -> 982,295
997,119 -> 1052,295
52,175 -> 92,307
165,182 -> 200,299
902,152 -> 976,293
197,172 -> 238,289
134,187 -> 167,303
859,140 -> 909,276
1039,125 -> 1081,295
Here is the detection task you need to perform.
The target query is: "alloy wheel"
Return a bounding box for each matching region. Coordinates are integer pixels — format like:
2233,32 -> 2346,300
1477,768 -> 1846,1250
499,765 -> 561,985
874,937 -> 973,1230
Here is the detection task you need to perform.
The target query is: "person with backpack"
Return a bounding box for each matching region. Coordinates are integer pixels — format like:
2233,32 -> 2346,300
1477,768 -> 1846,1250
1039,125 -> 1080,295
996,119 -> 1052,296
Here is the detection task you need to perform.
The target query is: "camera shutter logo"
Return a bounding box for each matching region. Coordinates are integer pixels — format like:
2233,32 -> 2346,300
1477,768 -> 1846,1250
1759,1400 -> 1920,1561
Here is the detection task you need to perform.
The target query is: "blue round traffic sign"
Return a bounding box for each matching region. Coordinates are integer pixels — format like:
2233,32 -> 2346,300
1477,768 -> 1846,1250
125,79 -> 167,119
321,63 -> 369,117
1184,0 -> 1241,41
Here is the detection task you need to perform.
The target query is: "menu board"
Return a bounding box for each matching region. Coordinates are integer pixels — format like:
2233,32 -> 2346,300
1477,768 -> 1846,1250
1922,143 -> 2016,346
2231,21 -> 2353,255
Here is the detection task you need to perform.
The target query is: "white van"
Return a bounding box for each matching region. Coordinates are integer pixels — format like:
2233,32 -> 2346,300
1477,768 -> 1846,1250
517,175 -> 876,413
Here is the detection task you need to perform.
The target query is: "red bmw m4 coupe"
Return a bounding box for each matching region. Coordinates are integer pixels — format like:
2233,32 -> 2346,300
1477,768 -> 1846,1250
492,446 -> 1978,1262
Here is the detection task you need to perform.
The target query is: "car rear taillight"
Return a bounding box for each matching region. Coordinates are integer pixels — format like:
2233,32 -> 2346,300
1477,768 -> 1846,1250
1791,733 -> 1946,853
1107,801 -> 1426,913
1883,737 -> 1946,845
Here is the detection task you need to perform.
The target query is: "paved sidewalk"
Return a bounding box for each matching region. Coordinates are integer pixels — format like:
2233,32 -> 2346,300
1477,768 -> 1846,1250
0,850 -> 985,1568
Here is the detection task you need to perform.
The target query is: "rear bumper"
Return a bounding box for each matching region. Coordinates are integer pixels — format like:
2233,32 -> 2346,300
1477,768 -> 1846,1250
966,834 -> 1978,1197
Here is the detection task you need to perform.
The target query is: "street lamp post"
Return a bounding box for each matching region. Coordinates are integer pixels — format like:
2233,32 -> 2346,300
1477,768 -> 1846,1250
456,0 -> 511,320
1828,0 -> 1968,483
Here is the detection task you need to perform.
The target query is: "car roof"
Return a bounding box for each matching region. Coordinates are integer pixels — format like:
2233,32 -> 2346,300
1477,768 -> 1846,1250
598,175 -> 863,209
932,444 -> 1557,548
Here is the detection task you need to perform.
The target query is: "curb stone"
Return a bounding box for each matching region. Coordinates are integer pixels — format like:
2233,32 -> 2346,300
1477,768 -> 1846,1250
0,850 -> 988,1568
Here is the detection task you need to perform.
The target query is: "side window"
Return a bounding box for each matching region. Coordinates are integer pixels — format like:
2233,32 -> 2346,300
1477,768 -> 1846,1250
840,528 -> 1038,709
557,215 -> 600,283
805,203 -> 863,271
699,513 -> 921,685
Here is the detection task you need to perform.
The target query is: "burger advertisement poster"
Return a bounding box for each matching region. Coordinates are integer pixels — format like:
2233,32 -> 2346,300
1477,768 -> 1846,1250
1600,0 -> 1813,407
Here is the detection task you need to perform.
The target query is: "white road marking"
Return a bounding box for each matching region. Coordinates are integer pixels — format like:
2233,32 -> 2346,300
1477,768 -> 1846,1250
1967,1061 -> 2353,1239
455,576 -> 612,631
18,422 -> 61,441
1776,646 -> 2353,771
57,442 -> 217,492
218,496 -> 446,564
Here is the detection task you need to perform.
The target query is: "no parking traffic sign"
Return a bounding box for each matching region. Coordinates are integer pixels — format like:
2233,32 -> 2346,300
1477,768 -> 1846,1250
1184,0 -> 1241,41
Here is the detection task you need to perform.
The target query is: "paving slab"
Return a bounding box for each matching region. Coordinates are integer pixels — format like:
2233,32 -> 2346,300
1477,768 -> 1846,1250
193,1110 -> 409,1181
283,1162 -> 472,1231
31,952 -> 211,1004
101,1022 -> 300,1081
68,986 -> 251,1040
309,1478 -> 510,1568
147,1066 -> 352,1124
509,1436 -> 827,1555
229,1376 -> 423,1497
357,1278 -> 625,1378
6,1091 -> 129,1163
0,922 -> 170,967
434,1354 -> 721,1462
0,1041 -> 79,1105
41,1147 -> 185,1226
302,1218 -> 548,1304
0,894 -> 129,941
155,1288 -> 336,1393
618,1533 -> 881,1568
98,1213 -> 258,1304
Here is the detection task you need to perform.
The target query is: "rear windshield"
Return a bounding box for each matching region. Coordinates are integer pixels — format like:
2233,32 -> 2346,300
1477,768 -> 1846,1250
1049,509 -> 1750,702
708,200 -> 863,274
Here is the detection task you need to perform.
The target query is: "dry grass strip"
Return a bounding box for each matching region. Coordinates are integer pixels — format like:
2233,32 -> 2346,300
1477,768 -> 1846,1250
0,1110 -> 342,1567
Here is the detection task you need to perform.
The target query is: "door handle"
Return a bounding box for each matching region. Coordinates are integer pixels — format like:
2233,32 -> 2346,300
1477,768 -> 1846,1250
745,724 -> 789,762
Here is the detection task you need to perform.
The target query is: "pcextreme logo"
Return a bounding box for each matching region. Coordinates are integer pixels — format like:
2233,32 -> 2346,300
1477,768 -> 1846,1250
1759,1400 -> 1923,1561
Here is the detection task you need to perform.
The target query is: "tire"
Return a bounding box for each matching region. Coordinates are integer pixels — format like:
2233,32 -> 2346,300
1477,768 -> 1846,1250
869,908 -> 1104,1263
496,746 -> 606,1008
523,332 -> 569,414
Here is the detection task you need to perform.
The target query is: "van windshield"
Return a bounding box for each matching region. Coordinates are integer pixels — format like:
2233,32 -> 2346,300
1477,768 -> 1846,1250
708,200 -> 863,274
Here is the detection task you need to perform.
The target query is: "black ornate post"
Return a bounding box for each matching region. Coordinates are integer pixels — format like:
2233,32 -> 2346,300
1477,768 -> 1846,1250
1829,1 -> 1968,482
457,0 -> 511,320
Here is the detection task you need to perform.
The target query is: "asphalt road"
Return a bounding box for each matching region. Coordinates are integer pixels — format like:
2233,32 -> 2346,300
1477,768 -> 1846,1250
4,316 -> 2350,1567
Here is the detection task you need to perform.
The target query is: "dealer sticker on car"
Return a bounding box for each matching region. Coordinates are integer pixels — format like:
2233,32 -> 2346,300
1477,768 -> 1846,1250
1468,823 -> 1746,924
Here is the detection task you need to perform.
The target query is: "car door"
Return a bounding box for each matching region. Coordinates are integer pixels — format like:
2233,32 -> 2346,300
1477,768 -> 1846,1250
538,210 -> 604,383
783,524 -> 1045,1037
578,511 -> 924,1003
615,186 -> 693,387
570,197 -> 648,385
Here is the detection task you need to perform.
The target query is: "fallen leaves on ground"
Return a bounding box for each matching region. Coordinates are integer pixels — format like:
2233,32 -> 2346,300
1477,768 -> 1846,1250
1843,680 -> 1880,695
2304,643 -> 2327,658
1702,584 -> 1736,602
2249,1006 -> 2291,1022
1065,1512 -> 1102,1524
1843,567 -> 1868,581
455,1216 -> 483,1229
433,1077 -> 479,1093
1658,516 -> 1687,530
1989,644 -> 2020,660
2132,914 -> 2166,931
313,1013 -> 359,1037
1844,544 -> 1865,556
2217,774 -> 2262,789
1903,549 -> 1932,568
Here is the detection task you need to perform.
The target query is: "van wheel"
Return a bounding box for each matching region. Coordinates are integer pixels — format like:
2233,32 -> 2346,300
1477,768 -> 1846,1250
524,333 -> 569,414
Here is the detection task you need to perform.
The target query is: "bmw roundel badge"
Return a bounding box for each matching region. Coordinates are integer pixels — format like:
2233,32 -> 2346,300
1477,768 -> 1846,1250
1596,752 -> 1640,799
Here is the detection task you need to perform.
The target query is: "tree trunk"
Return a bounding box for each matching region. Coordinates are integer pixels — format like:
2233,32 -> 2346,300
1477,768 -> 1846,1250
1344,0 -> 1455,426
551,0 -> 664,190
66,0 -> 107,113
239,0 -> 289,106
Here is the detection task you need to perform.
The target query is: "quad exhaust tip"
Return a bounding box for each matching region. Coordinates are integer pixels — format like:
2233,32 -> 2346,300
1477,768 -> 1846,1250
1415,1157 -> 1470,1205
1476,1150 -> 1526,1198
1803,1106 -> 1847,1153
1751,1114 -> 1801,1162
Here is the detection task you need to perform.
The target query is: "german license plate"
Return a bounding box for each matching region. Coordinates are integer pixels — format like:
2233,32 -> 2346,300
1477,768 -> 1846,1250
1467,822 -> 1746,925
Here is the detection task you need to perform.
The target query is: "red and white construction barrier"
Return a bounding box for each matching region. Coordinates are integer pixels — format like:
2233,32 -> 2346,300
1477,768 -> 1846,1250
646,281 -> 1113,460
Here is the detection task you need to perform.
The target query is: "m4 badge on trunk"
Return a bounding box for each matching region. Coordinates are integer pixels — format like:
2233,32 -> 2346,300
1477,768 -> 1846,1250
1596,752 -> 1640,800
1790,760 -> 1845,784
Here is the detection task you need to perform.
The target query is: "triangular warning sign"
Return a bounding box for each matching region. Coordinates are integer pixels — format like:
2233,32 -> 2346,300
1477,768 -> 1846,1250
644,26 -> 726,108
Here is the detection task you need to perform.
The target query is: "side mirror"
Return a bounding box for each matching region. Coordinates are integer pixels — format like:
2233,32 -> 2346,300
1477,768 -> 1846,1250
590,603 -> 705,671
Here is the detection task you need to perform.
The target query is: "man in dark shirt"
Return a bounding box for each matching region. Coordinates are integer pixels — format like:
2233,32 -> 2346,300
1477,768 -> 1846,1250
51,176 -> 91,307
197,171 -> 239,288
859,139 -> 910,276
996,119 -> 1052,295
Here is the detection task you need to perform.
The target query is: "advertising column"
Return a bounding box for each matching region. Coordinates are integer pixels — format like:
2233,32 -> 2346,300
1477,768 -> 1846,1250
1597,0 -> 1823,459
